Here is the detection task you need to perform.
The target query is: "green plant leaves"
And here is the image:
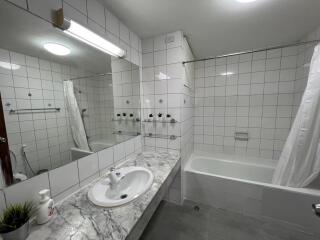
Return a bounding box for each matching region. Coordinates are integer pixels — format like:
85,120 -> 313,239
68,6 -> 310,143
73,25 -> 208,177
0,201 -> 35,233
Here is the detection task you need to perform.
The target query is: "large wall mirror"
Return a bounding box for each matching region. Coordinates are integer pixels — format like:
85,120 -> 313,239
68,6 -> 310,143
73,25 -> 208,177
0,0 -> 141,188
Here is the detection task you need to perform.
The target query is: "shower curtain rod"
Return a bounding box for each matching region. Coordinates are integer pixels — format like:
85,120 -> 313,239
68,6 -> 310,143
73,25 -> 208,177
182,39 -> 320,65
67,72 -> 112,81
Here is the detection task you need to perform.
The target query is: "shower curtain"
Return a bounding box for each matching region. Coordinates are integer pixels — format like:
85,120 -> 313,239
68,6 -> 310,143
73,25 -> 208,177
272,44 -> 320,187
63,81 -> 90,151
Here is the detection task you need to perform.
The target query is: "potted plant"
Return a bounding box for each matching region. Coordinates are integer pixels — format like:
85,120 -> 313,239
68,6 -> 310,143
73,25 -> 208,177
0,202 -> 35,240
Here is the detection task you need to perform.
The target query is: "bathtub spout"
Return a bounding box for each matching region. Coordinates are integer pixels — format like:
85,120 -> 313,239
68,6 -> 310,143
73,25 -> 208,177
312,203 -> 320,217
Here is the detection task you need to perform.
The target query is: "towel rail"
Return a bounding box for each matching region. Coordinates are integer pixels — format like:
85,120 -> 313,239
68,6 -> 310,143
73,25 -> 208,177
9,108 -> 61,114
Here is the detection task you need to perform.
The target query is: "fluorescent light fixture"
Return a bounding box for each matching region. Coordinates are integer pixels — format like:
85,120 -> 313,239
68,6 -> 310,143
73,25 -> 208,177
220,72 -> 234,76
55,9 -> 125,58
236,0 -> 257,3
43,43 -> 71,56
0,61 -> 20,70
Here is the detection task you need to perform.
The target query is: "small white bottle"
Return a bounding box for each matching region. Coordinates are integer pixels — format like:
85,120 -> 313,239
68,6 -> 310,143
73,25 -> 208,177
36,189 -> 54,224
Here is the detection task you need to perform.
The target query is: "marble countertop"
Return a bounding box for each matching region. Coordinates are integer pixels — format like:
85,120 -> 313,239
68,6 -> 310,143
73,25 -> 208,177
27,151 -> 180,240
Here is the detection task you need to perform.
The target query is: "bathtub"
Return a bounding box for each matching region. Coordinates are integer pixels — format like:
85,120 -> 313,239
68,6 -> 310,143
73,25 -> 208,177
89,135 -> 133,152
184,152 -> 320,237
70,135 -> 135,160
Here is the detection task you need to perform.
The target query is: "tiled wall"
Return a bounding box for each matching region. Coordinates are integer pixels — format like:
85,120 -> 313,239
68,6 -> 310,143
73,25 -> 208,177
193,44 -> 312,160
0,135 -> 142,212
112,58 -> 141,135
73,74 -> 114,140
0,48 -> 76,177
6,0 -> 142,66
141,31 -> 195,203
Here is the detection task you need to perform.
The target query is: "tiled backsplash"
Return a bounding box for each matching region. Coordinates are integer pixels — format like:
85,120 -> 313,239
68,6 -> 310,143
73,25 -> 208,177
193,44 -> 312,160
0,135 -> 142,212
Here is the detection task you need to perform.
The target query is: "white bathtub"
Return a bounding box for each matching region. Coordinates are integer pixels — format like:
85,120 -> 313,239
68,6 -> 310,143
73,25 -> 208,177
184,152 -> 320,237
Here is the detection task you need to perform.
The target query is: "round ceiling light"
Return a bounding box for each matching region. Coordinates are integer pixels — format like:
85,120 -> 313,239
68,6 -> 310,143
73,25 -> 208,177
43,43 -> 71,56
236,0 -> 258,3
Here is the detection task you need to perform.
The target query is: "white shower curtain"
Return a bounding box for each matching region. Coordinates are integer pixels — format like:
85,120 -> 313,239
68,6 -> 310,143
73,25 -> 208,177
63,81 -> 90,151
272,44 -> 320,187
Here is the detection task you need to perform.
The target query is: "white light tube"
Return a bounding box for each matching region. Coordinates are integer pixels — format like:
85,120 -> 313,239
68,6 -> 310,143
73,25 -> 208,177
63,20 -> 125,57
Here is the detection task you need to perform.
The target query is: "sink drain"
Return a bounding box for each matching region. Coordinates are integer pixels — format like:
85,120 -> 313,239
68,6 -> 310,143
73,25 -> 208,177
120,194 -> 128,199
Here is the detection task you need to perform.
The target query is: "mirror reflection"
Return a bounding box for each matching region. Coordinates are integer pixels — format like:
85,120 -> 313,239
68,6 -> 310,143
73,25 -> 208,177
0,0 -> 140,188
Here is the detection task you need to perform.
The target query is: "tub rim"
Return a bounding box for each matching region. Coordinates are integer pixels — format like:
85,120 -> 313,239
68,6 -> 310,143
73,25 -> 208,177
185,152 -> 320,197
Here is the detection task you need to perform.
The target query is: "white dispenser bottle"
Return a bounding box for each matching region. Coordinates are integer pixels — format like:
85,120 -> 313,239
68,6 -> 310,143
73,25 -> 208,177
36,189 -> 54,224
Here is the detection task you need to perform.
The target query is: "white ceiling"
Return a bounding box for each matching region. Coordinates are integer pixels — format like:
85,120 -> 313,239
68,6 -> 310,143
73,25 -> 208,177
103,0 -> 320,58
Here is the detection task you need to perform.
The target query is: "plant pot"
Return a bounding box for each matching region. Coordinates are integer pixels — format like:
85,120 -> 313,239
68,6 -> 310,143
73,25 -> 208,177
1,221 -> 30,240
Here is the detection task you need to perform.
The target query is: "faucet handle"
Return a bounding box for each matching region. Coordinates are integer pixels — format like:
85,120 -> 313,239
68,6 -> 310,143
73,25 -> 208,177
110,167 -> 121,176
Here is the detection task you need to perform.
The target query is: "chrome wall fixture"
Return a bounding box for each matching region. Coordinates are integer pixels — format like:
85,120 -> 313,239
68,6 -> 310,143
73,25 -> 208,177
182,39 -> 320,65
9,107 -> 61,114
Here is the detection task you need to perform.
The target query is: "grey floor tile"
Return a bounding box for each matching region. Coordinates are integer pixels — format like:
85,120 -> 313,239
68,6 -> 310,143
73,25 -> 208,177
139,200 -> 318,240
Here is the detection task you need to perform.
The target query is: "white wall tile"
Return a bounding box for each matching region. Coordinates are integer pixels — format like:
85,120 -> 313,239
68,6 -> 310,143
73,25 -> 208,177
154,50 -> 166,66
154,35 -> 166,51
120,23 -> 130,44
134,135 -> 142,151
4,173 -> 50,205
114,142 -> 125,162
63,3 -> 88,26
98,147 -> 114,171
125,138 -> 135,156
105,10 -> 119,37
28,0 -> 62,23
77,153 -> 99,182
166,31 -> 182,49
65,0 -> 87,14
142,38 -> 154,54
87,0 -> 105,27
8,0 -> 28,9
142,53 -> 154,67
167,47 -> 182,64
49,161 -> 79,196
193,41 -> 309,160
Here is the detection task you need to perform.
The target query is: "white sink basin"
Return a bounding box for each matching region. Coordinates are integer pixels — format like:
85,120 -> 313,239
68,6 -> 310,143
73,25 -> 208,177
88,166 -> 154,207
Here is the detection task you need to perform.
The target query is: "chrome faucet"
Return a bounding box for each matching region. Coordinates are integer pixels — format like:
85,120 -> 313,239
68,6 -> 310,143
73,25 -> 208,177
109,167 -> 122,189
312,203 -> 320,217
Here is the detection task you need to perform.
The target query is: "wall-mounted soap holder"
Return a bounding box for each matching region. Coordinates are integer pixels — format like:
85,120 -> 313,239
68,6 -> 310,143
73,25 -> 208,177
142,113 -> 177,123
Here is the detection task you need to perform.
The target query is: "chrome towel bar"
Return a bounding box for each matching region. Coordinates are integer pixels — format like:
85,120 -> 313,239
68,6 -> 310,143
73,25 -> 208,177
9,108 -> 61,114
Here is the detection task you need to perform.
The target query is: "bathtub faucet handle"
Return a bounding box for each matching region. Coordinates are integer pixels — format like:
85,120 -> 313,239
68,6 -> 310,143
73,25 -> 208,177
312,203 -> 320,217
